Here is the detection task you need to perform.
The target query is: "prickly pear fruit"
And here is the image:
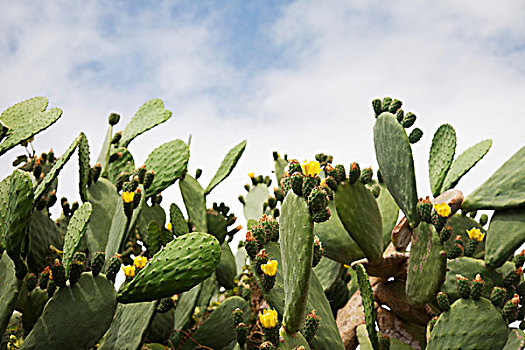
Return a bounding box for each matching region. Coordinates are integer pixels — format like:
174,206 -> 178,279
91,252 -> 105,277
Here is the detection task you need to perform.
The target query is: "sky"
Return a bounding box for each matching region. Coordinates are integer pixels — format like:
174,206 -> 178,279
1,1 -> 525,240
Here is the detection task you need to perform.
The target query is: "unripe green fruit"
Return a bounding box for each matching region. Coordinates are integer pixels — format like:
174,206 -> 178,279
479,214 -> 488,226
348,162 -> 360,184
232,308 -> 244,327
504,269 -> 522,289
91,252 -> 105,277
235,323 -> 248,347
471,275 -> 485,300
39,269 -> 50,289
26,273 -> 37,292
302,176 -> 317,198
372,98 -> 382,116
334,164 -> 346,183
108,112 -> 120,126
143,170 -> 155,190
68,260 -> 83,286
288,160 -> 302,175
503,300 -> 519,322
111,131 -> 122,144
491,286 -> 507,307
308,188 -> 329,212
324,176 -> 338,191
388,99 -> 402,113
51,259 -> 67,288
370,184 -> 381,198
47,280 -> 56,298
431,210 -> 447,232
381,97 -> 392,112
439,225 -> 453,243
291,172 -> 304,197
409,127 -> 423,143
105,255 -> 122,283
93,163 -> 102,183
312,207 -> 330,223
456,275 -> 470,299
446,243 -> 463,259
436,292 -> 450,311
262,274 -> 276,291
396,109 -> 404,123
303,310 -> 320,344
359,167 -> 373,184
157,297 -> 175,313
401,112 -> 416,128
313,239 -> 323,268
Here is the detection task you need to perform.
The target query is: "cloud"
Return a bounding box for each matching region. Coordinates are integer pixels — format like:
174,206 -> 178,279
0,1 -> 524,241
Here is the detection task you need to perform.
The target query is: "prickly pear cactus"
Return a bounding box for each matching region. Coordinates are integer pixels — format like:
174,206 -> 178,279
63,202 -> 92,274
116,232 -> 221,303
280,192 -> 314,333
428,124 -> 456,197
144,139 -> 189,196
179,174 -> 207,232
0,97 -> 62,156
374,113 -> 419,228
205,140 -> 247,194
427,298 -> 508,350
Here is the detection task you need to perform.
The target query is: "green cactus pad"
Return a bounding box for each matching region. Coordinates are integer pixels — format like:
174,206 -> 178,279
85,178 -> 120,254
117,232 -> 221,303
5,170 -> 34,265
355,264 -> 379,350
119,98 -> 172,147
243,183 -> 270,221
146,308 -> 174,343
371,182 -> 399,249
374,113 -> 419,228
441,139 -> 492,192
503,328 -> 525,350
275,156 -> 288,184
314,201 -> 365,264
485,207 -> 525,268
99,301 -> 157,350
205,140 -> 247,195
356,324 -> 374,350
442,257 -> 515,302
27,211 -> 63,272
22,273 -> 117,350
137,203 -> 166,247
169,203 -> 188,237
313,257 -> 343,292
179,175 -> 207,232
207,209 -> 229,244
107,147 -> 134,184
78,132 -> 90,202
21,288 -> 48,336
95,125 -> 113,177
216,241 -> 237,289
280,192 -> 314,333
104,199 -> 130,261
0,176 -> 9,250
180,296 -> 250,350
34,133 -> 83,202
427,298 -> 508,350
279,328 -> 311,349
428,124 -> 456,197
0,253 -> 23,337
196,274 -> 217,311
252,242 -> 345,350
0,97 -> 62,156
445,214 -> 485,259
334,182 -> 383,264
63,202 -> 92,274
463,145 -> 525,210
170,283 -> 202,346
406,222 -> 446,306
145,139 -> 189,196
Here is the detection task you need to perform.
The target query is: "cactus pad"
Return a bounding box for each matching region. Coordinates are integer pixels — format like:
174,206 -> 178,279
34,133 -> 83,202
85,178 -> 120,254
280,192 -> 314,333
107,147 -> 134,184
0,97 -> 62,156
179,175 -> 207,232
463,145 -> 525,210
428,124 -> 456,196
374,113 -> 419,228
485,207 -> 525,268
216,241 -> 237,289
314,201 -> 364,264
116,232 -> 221,303
27,211 -> 64,272
144,139 -> 189,196
170,283 -> 201,346
63,202 -> 93,274
99,301 -> 158,350
441,139 -> 492,192
180,296 -> 250,350
334,182 -> 383,264
205,140 -> 247,194
243,183 -> 270,221
22,273 -> 117,350
406,222 -> 446,306
252,242 -> 345,350
0,253 -> 23,337
427,298 -> 508,350
78,132 -> 90,202
169,203 -> 189,237
119,98 -> 172,147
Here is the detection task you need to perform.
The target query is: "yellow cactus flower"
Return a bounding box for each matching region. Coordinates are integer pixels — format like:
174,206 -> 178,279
167,222 -> 173,231
134,256 -> 147,269
259,308 -> 278,328
467,228 -> 485,242
344,264 -> 350,269
434,203 -> 451,217
122,191 -> 134,203
122,265 -> 135,277
301,160 -> 321,178
248,172 -> 255,178
261,260 -> 278,277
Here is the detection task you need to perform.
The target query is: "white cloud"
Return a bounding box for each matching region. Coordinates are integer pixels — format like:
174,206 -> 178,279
0,1 -> 524,245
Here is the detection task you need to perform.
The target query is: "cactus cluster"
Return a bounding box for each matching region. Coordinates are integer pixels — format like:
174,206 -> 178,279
0,95 -> 524,349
